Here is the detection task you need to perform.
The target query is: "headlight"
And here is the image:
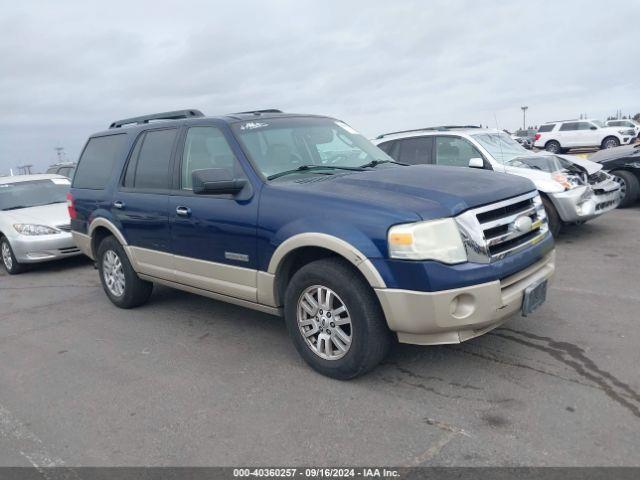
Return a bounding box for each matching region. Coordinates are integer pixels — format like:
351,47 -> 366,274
552,173 -> 584,190
388,218 -> 467,263
619,129 -> 635,136
13,224 -> 61,236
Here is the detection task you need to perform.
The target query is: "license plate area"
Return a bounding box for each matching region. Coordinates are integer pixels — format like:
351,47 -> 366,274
522,279 -> 547,316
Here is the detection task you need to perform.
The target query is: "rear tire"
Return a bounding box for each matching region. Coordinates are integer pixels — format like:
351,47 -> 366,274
541,196 -> 562,237
96,236 -> 153,308
1,236 -> 26,274
284,257 -> 391,379
545,140 -> 561,154
601,136 -> 620,149
611,170 -> 639,208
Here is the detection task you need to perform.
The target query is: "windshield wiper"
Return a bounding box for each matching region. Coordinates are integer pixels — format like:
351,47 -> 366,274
359,159 -> 407,168
267,164 -> 365,180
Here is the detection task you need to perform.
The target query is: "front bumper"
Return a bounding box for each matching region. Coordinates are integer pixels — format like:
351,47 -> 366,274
10,232 -> 82,263
375,250 -> 555,345
549,182 -> 620,223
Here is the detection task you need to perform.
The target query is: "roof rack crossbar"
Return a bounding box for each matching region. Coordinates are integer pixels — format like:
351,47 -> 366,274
232,109 -> 283,115
375,125 -> 481,139
109,109 -> 205,128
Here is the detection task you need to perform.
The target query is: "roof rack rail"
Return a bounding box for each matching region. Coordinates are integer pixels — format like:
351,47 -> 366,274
232,109 -> 283,115
109,109 -> 205,129
375,125 -> 481,139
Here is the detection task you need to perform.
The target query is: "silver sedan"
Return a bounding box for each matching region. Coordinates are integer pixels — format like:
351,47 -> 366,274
0,174 -> 82,274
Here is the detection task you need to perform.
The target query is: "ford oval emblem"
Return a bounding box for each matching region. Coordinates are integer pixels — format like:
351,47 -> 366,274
514,215 -> 533,233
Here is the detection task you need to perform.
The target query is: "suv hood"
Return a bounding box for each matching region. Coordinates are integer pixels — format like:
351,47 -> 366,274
277,165 -> 536,220
1,202 -> 70,227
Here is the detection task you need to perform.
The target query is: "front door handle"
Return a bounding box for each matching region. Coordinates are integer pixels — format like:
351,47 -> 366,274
176,206 -> 192,217
112,200 -> 125,209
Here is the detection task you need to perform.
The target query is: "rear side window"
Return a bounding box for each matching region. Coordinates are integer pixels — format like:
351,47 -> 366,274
73,134 -> 127,189
538,124 -> 555,133
608,121 -> 621,127
123,128 -> 177,190
559,122 -> 579,131
397,137 -> 433,165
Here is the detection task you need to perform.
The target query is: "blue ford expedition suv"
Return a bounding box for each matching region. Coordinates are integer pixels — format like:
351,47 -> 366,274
69,109 -> 555,379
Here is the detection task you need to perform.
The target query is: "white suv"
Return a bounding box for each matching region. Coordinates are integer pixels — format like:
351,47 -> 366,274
605,119 -> 640,139
533,119 -> 635,153
373,127 -> 621,236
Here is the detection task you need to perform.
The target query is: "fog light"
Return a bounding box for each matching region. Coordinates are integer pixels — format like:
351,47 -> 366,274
449,293 -> 475,319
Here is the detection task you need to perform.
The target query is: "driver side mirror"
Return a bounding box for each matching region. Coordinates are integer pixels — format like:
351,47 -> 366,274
590,126 -> 597,130
192,168 -> 246,195
468,158 -> 484,169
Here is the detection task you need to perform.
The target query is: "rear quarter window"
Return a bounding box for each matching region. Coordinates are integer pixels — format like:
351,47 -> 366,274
73,134 -> 128,189
538,124 -> 555,133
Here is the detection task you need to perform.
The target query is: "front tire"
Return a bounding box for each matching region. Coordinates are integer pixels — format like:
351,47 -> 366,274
541,196 -> 562,237
1,236 -> 26,274
602,137 -> 620,149
284,257 -> 391,379
611,170 -> 639,208
96,236 -> 153,308
545,140 -> 561,154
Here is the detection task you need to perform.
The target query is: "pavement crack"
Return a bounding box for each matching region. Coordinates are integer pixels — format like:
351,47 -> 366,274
494,327 -> 640,419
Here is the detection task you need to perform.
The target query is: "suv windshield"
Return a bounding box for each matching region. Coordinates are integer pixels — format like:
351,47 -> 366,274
471,132 -> 529,164
0,179 -> 69,211
231,117 -> 393,179
592,120 -> 605,128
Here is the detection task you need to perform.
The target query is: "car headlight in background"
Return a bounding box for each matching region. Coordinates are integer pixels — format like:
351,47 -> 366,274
388,218 -> 467,263
13,224 -> 61,236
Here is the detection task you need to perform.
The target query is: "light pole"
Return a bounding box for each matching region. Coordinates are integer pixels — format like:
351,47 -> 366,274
521,106 -> 528,131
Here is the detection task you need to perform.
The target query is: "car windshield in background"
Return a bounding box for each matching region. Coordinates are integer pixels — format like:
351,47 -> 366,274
231,117 -> 393,179
505,155 -> 581,173
0,179 -> 69,211
592,120 -> 605,128
472,132 -> 530,164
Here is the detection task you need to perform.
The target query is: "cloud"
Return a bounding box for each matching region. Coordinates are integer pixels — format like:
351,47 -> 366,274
1,0 -> 639,173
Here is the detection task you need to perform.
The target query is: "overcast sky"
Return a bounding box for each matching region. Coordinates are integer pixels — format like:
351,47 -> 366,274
1,0 -> 639,174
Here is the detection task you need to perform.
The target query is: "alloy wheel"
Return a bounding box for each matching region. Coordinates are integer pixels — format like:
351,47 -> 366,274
613,175 -> 627,199
103,250 -> 126,297
1,241 -> 12,270
297,285 -> 352,360
604,139 -> 618,149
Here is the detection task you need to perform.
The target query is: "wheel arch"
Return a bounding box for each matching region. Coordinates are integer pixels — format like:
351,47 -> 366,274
265,233 -> 386,307
88,218 -> 129,258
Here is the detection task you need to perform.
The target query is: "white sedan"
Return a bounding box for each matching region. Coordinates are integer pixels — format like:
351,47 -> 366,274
0,174 -> 82,274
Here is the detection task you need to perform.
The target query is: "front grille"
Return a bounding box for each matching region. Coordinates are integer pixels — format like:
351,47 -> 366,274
455,191 -> 549,263
56,224 -> 72,232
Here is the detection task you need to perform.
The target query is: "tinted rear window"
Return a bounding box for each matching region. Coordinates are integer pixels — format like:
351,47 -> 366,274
124,128 -> 176,190
73,134 -> 127,189
559,122 -> 579,131
538,124 -> 555,132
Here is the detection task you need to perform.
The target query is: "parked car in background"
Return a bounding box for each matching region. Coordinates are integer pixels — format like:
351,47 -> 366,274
69,109 -> 555,379
589,143 -> 640,207
512,134 -> 532,149
0,174 -> 81,274
605,119 -> 640,140
46,162 -> 77,179
533,119 -> 635,153
374,126 -> 620,236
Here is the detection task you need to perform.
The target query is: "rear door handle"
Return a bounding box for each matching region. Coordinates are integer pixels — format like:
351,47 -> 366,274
112,201 -> 125,209
176,206 -> 191,217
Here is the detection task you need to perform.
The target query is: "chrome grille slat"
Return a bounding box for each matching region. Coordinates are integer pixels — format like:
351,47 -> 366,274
455,191 -> 549,264
479,205 -> 537,230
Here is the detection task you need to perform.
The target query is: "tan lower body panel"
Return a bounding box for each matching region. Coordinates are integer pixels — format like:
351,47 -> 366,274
376,250 -> 556,345
71,232 -> 92,259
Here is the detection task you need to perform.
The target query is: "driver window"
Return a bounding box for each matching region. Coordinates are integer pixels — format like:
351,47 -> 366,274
435,136 -> 483,168
181,127 -> 244,190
